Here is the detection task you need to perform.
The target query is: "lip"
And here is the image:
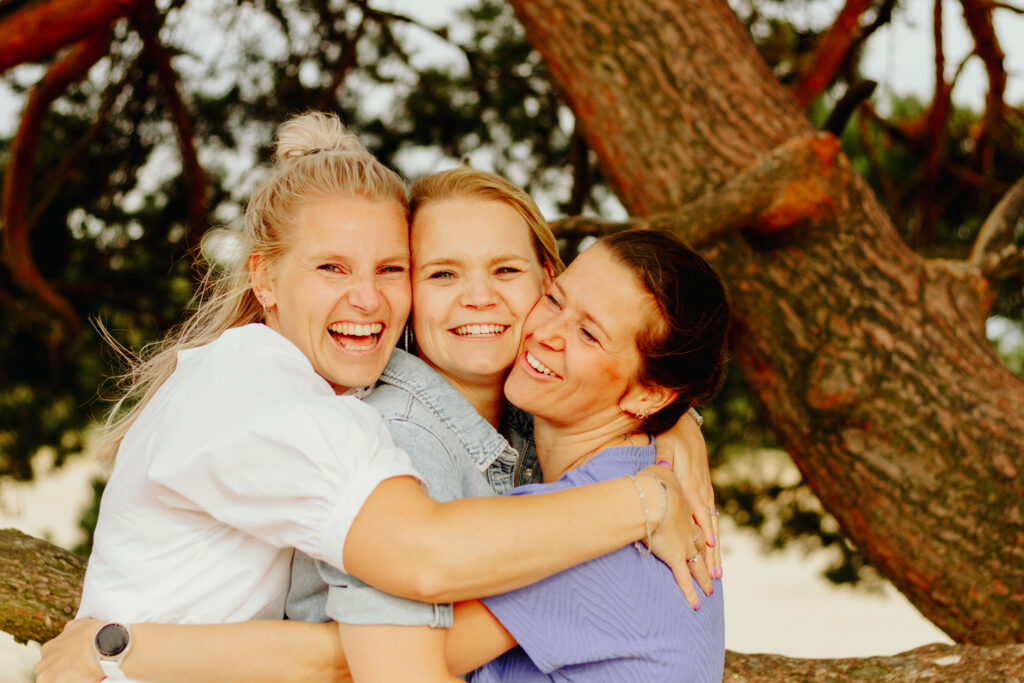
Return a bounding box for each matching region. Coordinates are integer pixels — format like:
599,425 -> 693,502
327,321 -> 387,356
447,323 -> 511,339
520,349 -> 561,380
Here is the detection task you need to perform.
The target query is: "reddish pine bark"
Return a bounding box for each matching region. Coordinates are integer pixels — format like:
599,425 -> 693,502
1,32 -> 110,352
509,0 -> 1024,643
790,0 -> 874,107
0,0 -> 145,75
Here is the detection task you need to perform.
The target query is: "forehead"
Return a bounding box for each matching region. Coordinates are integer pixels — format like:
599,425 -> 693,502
288,195 -> 409,257
559,245 -> 657,340
411,198 -> 536,258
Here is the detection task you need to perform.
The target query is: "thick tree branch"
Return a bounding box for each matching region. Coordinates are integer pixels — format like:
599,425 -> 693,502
553,133 -> 847,249
1,33 -> 110,355
0,0 -> 143,74
132,4 -> 208,252
970,176 -> 1024,278
790,0 -> 874,107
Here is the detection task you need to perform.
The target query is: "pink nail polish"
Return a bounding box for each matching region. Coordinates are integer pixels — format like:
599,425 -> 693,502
708,535 -> 717,547
694,599 -> 702,610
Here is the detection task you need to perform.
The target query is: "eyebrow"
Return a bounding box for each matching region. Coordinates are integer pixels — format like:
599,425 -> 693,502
553,280 -> 610,340
309,252 -> 410,265
418,254 -> 533,269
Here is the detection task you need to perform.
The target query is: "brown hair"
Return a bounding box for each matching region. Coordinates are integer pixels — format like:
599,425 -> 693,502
409,166 -> 564,274
599,229 -> 730,434
95,111 -> 406,463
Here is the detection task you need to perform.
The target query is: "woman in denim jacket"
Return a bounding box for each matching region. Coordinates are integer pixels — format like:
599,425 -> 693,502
37,167 -> 717,681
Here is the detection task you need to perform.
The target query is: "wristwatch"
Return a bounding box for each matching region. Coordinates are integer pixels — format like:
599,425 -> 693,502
94,622 -> 132,679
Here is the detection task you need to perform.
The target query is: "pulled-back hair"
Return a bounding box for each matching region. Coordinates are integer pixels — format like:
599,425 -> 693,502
599,229 -> 730,435
95,111 -> 407,463
409,167 -> 564,274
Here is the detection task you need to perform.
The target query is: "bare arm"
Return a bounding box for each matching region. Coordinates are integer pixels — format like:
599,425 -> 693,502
35,619 -> 349,683
446,600 -> 517,676
343,466 -> 711,607
336,623 -> 457,683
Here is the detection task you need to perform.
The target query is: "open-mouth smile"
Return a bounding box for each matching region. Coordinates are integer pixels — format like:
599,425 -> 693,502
524,350 -> 561,378
328,322 -> 383,351
450,324 -> 509,338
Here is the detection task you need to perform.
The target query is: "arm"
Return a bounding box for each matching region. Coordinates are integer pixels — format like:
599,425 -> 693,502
35,618 -> 349,683
446,600 -> 517,676
336,623 -> 458,683
342,465 -> 712,608
654,407 -> 722,578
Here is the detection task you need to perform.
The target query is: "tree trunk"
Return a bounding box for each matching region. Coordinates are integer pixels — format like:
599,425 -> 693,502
509,0 -> 1024,643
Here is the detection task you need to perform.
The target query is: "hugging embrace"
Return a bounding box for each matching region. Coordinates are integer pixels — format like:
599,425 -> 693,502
37,111 -> 730,683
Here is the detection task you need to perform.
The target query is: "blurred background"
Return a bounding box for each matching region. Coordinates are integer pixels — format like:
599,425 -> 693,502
0,0 -> 1021,677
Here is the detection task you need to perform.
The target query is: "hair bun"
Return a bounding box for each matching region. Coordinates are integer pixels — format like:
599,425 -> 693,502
274,111 -> 367,162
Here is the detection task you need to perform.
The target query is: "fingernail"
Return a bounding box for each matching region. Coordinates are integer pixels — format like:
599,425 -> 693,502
717,567 -> 723,579
693,599 -> 702,611
655,459 -> 672,468
709,586 -> 714,595
708,535 -> 717,548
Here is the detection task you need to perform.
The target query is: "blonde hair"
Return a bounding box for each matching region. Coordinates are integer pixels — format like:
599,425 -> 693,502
95,111 -> 407,464
409,167 -> 564,273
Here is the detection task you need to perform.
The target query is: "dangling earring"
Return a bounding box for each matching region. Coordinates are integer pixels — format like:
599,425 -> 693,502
257,293 -> 268,315
402,325 -> 413,353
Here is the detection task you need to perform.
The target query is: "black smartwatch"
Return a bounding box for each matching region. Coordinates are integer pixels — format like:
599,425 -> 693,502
94,622 -> 132,679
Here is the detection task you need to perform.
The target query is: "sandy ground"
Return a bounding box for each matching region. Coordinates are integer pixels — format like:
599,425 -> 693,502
0,453 -> 950,682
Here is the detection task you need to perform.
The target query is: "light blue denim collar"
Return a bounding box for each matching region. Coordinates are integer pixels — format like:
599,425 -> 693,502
379,349 -> 512,471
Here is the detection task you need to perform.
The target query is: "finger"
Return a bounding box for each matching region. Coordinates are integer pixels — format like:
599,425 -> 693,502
671,559 -> 702,610
689,546 -> 714,596
711,511 -> 722,577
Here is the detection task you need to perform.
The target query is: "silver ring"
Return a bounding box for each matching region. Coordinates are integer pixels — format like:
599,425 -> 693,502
686,552 -> 703,565
707,506 -> 719,518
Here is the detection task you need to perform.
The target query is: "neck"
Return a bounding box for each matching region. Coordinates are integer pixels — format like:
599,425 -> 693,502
424,360 -> 507,428
534,412 -> 644,483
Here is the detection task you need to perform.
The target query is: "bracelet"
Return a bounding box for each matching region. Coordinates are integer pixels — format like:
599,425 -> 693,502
627,474 -> 654,555
687,407 -> 703,428
638,472 -> 669,536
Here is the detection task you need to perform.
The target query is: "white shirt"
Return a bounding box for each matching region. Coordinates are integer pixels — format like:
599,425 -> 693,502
78,324 -> 421,631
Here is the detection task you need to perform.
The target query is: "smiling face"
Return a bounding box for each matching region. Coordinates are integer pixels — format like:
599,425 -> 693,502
411,197 -> 548,391
254,195 -> 411,393
504,243 -> 667,429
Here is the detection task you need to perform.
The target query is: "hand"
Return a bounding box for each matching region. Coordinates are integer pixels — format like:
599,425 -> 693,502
637,465 -> 713,610
35,618 -> 105,683
653,410 -> 722,579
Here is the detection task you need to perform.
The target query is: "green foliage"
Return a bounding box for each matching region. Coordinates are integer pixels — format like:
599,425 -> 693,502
1,0 -> 1021,588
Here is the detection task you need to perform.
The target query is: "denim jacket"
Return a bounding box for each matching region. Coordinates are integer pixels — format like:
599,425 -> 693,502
286,349 -> 539,628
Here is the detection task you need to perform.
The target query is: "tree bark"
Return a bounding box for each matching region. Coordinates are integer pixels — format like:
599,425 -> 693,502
4,529 -> 1023,677
0,529 -> 85,644
0,0 -> 145,75
509,0 -> 1024,643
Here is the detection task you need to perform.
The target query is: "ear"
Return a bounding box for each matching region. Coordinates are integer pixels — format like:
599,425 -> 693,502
621,383 -> 677,419
249,252 -> 277,309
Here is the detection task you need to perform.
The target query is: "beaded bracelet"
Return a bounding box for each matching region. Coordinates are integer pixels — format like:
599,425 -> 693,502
639,472 -> 669,536
627,474 -> 654,555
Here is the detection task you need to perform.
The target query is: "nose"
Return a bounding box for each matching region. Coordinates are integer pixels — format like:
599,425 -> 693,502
528,306 -> 565,351
348,273 -> 382,312
460,272 -> 497,309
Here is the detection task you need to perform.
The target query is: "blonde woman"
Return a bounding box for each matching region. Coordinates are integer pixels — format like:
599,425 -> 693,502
36,116 -> 708,683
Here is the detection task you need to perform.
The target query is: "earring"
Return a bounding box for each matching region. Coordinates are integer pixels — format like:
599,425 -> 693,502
402,325 -> 413,353
256,293 -> 268,314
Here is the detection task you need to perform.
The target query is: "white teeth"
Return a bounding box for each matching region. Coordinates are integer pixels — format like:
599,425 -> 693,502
328,322 -> 383,336
526,351 -> 554,376
453,324 -> 507,337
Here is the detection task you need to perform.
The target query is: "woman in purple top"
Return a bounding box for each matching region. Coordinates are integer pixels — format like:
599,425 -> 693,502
451,229 -> 730,682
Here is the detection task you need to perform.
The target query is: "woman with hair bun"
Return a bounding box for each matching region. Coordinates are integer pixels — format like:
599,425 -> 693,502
35,113 -> 708,683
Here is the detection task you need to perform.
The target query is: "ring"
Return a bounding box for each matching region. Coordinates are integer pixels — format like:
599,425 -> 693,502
655,459 -> 672,468
686,552 -> 703,565
707,506 -> 719,518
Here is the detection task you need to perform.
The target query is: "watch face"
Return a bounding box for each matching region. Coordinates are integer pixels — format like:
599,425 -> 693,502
95,623 -> 130,657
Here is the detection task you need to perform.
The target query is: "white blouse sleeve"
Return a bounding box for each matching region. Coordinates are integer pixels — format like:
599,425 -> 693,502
147,395 -> 422,574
